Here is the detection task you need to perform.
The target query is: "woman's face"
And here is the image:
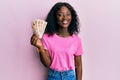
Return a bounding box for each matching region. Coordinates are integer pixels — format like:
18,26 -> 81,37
56,6 -> 72,28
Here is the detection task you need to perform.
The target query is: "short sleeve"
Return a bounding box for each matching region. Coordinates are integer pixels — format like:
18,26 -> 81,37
41,34 -> 49,50
74,37 -> 83,56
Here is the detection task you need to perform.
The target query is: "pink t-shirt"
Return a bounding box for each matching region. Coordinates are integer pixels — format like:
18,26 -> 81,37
41,33 -> 83,71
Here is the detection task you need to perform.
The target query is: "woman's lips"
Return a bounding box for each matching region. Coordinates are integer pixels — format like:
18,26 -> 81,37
63,20 -> 68,24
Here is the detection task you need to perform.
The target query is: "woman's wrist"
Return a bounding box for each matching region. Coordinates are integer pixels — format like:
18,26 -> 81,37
37,46 -> 44,53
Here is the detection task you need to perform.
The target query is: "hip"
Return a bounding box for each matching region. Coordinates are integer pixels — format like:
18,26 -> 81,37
47,68 -> 76,80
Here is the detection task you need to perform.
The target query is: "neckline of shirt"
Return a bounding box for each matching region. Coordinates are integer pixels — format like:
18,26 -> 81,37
54,33 -> 74,39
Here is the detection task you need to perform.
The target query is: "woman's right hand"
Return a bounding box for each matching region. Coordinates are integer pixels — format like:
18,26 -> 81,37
30,34 -> 43,49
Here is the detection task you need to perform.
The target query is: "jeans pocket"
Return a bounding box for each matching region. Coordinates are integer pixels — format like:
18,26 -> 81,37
66,71 -> 76,80
65,75 -> 76,80
67,71 -> 75,76
47,70 -> 58,80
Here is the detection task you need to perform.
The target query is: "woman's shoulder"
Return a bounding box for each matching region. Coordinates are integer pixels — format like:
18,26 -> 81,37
42,33 -> 54,39
43,33 -> 49,37
72,34 -> 82,45
72,34 -> 81,40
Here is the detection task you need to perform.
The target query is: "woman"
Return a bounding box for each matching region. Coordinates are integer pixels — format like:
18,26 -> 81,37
31,2 -> 83,80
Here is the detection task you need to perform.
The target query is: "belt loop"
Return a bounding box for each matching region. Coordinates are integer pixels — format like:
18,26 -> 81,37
66,70 -> 68,75
53,69 -> 55,76
50,68 -> 55,76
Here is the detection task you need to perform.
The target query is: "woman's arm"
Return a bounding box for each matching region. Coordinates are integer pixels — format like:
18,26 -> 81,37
74,55 -> 83,80
39,46 -> 51,68
31,34 -> 51,68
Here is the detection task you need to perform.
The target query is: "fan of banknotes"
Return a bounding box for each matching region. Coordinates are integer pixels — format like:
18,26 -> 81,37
32,19 -> 47,38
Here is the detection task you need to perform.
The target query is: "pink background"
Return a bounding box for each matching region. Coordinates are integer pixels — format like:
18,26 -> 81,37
0,0 -> 120,80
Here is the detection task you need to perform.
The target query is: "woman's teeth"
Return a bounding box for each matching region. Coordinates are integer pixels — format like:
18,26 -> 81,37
63,20 -> 68,24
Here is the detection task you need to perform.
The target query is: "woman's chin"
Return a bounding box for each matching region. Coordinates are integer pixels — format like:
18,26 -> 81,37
62,24 -> 70,28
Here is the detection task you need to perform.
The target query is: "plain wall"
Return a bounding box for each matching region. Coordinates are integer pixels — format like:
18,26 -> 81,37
0,0 -> 120,80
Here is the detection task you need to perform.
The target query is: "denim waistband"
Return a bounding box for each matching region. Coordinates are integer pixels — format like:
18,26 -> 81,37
48,68 -> 75,75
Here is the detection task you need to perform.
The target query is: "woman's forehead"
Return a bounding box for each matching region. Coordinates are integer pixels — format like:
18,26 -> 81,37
57,6 -> 71,13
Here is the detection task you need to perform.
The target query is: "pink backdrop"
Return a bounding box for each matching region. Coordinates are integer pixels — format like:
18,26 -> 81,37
0,0 -> 120,80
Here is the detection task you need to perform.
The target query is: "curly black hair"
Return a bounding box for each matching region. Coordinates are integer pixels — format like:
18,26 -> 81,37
45,2 -> 80,36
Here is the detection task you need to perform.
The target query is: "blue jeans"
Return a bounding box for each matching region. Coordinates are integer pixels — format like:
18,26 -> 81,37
47,68 -> 76,80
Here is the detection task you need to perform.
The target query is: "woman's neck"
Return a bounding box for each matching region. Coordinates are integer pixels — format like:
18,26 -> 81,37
56,28 -> 70,37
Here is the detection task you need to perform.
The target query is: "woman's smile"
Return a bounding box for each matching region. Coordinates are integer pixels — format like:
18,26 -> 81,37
56,6 -> 72,28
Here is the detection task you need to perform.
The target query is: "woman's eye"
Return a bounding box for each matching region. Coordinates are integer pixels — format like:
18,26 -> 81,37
57,14 -> 62,16
66,13 -> 71,16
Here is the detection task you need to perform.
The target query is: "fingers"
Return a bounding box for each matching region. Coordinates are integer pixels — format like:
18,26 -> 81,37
30,34 -> 39,46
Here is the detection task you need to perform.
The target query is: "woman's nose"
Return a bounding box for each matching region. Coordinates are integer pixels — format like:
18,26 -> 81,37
63,15 -> 67,20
